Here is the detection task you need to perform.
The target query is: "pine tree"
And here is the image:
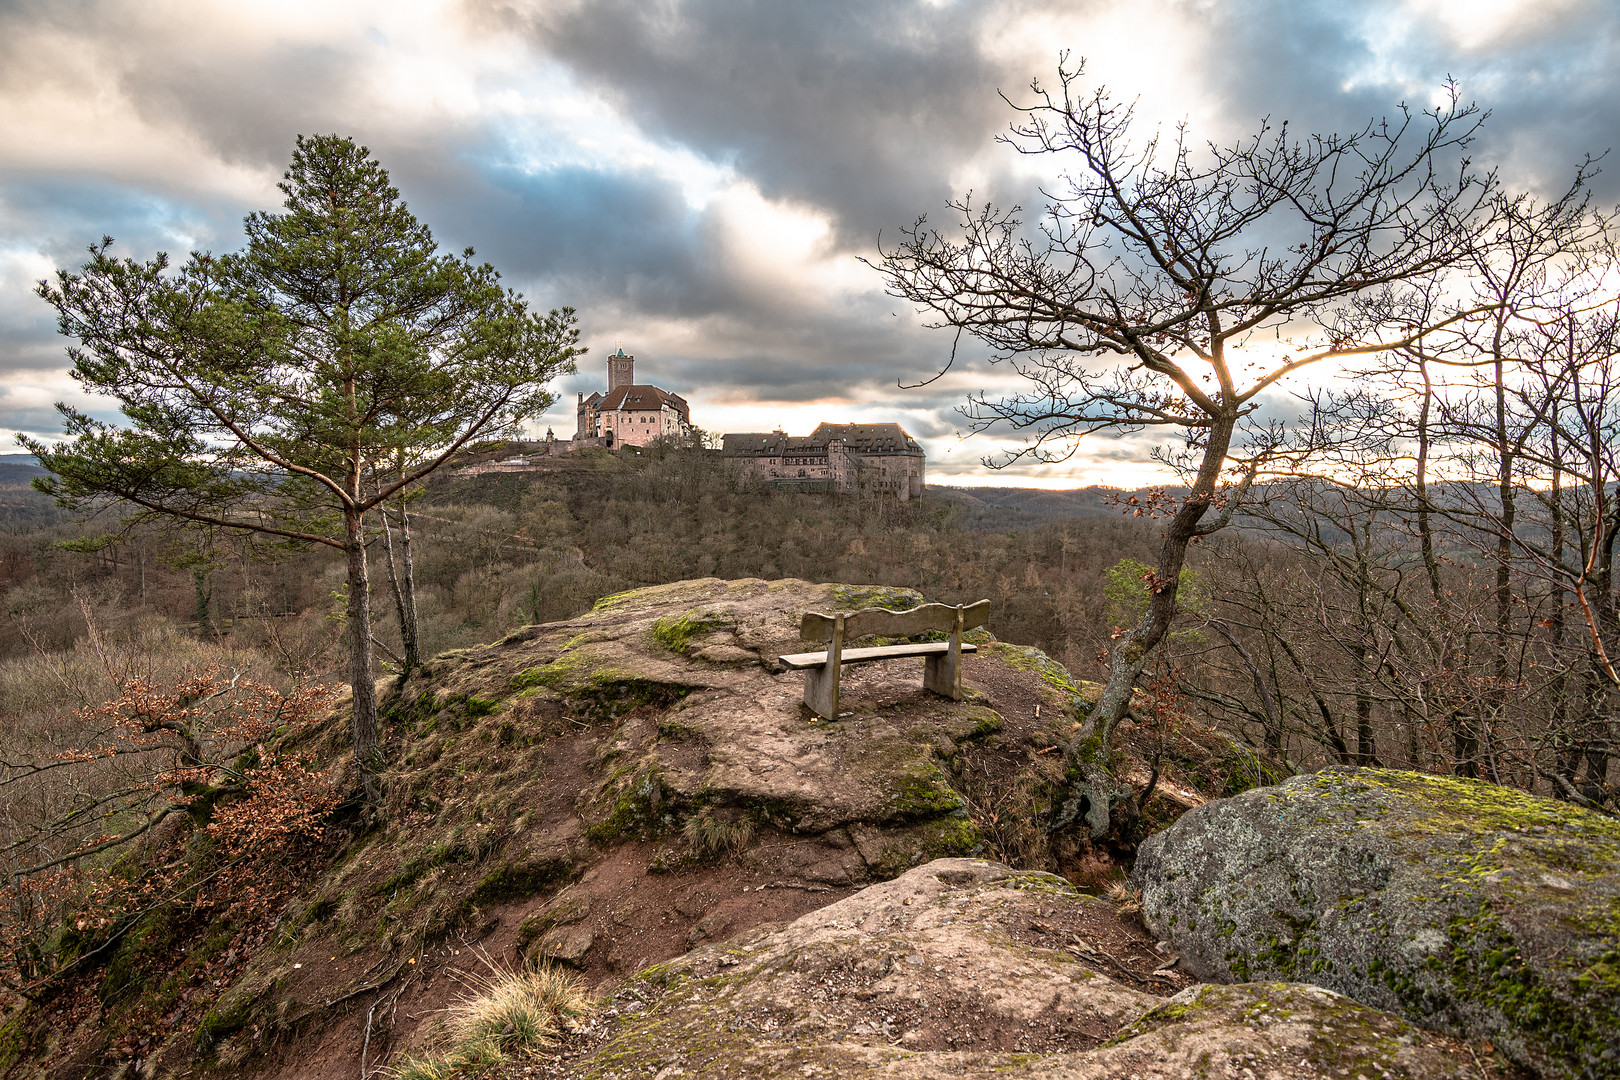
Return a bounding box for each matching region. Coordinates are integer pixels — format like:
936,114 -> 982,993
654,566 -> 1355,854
23,134 -> 581,803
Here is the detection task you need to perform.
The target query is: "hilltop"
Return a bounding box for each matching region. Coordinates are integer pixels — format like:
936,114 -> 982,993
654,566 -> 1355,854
0,577 -> 1221,1077
2,576 -> 1586,1080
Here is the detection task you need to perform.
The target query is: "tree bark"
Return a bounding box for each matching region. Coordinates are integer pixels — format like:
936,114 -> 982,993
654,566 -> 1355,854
345,508 -> 379,803
1413,352 -> 1478,775
1488,343 -> 1515,784
395,498 -> 422,672
1208,619 -> 1283,751
379,495 -> 421,675
1058,413 -> 1234,838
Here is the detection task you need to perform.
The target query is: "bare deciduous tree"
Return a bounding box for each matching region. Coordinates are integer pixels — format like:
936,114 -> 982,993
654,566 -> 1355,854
878,58 -> 1496,836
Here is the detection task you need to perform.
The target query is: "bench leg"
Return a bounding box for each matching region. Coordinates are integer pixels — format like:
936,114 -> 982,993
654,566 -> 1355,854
925,608 -> 967,701
803,659 -> 840,718
924,646 -> 961,700
803,611 -> 845,719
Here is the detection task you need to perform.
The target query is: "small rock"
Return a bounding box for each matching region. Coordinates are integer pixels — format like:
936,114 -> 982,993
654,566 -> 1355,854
686,907 -> 733,947
537,923 -> 595,966
673,893 -> 709,919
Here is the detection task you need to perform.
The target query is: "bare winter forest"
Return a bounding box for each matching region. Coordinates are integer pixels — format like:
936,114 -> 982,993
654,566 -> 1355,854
4,416 -> 1616,924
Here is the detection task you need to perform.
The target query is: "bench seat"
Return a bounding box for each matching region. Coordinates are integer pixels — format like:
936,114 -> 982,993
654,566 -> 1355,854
783,599 -> 990,718
778,641 -> 979,670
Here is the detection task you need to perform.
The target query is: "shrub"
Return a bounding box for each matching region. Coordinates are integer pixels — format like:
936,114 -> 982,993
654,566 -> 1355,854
0,663 -> 339,998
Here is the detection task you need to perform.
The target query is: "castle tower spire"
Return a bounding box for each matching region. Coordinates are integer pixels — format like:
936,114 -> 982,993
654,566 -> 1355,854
608,346 -> 634,392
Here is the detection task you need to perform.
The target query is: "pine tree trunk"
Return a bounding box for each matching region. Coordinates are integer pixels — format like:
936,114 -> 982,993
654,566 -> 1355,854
395,498 -> 422,672
346,507 -> 380,803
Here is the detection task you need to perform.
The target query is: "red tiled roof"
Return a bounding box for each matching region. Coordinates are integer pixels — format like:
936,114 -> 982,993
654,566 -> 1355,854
599,384 -> 690,420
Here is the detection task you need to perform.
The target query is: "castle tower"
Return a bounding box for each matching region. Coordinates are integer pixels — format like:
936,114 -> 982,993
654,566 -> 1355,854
608,347 -> 635,391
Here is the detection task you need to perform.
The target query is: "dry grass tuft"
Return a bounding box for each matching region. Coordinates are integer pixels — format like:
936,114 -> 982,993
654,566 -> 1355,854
682,809 -> 754,856
1104,878 -> 1144,916
385,960 -> 593,1078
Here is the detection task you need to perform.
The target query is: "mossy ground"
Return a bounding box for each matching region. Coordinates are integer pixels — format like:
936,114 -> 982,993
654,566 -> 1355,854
981,642 -> 1087,707
1109,982 -> 1468,1077
469,854 -> 576,906
828,584 -> 926,612
649,609 -> 729,653
881,760 -> 967,819
510,649 -> 696,720
585,759 -> 673,844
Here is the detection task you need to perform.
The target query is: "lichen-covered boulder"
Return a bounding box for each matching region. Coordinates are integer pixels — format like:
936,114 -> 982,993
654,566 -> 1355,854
558,859 -> 1507,1079
1132,766 -> 1620,1080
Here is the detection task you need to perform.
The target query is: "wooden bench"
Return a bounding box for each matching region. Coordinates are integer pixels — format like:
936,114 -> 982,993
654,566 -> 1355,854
779,599 -> 991,719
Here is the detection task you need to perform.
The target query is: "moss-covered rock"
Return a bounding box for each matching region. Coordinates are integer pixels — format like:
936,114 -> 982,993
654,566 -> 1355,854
585,759 -> 671,844
650,608 -> 730,653
1132,766 -> 1620,1080
828,584 -> 926,612
468,853 -> 575,906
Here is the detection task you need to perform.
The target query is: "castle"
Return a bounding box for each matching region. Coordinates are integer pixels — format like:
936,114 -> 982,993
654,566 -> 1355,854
574,348 -> 692,448
720,423 -> 925,501
532,349 -> 925,499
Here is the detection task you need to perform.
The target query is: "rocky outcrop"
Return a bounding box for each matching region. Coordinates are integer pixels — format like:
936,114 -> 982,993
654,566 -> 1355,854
1132,766 -> 1620,1080
166,579 -> 1095,1076
406,577 -> 1040,881
557,858 -> 1511,1079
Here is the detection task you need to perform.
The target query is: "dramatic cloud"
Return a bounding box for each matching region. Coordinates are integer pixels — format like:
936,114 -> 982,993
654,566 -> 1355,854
1,0 -> 1615,486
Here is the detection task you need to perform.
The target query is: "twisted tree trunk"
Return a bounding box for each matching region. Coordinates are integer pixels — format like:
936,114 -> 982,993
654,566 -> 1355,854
1058,414 -> 1236,838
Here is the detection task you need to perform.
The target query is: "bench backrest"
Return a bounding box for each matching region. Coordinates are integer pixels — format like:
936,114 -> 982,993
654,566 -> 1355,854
799,599 -> 990,644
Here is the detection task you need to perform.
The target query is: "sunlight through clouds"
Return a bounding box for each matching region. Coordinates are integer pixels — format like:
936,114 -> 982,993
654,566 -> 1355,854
1406,0 -> 1590,51
1,0 -> 1616,486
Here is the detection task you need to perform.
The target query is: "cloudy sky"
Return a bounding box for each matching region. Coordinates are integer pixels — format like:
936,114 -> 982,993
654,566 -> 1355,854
1,0 -> 1615,487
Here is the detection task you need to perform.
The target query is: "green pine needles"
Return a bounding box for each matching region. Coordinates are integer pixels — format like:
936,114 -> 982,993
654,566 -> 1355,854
22,134 -> 582,800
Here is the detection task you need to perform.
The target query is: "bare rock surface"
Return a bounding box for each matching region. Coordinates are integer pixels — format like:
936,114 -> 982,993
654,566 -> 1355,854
1132,766 -> 1620,1080
555,859 -> 1511,1080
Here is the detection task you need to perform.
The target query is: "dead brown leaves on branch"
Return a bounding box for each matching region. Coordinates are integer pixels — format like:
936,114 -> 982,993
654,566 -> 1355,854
0,669 -> 340,1001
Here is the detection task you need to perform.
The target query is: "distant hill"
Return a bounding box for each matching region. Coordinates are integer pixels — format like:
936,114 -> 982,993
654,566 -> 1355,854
932,485 -> 1169,531
0,453 -> 46,485
0,454 -> 60,527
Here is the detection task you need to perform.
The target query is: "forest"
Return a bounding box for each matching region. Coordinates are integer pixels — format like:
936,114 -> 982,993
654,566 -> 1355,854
2,400 -> 1617,1048
4,426 -> 1615,849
